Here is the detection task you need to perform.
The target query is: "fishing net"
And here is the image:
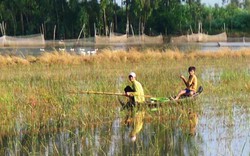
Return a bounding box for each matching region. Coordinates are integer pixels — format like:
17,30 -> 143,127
202,32 -> 227,42
110,34 -> 128,43
95,34 -> 163,44
228,37 -> 250,42
170,35 -> 188,43
171,32 -> 227,43
0,34 -> 45,47
140,34 -> 163,44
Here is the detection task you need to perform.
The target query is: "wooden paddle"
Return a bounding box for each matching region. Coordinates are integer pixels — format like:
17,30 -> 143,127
69,90 -> 152,98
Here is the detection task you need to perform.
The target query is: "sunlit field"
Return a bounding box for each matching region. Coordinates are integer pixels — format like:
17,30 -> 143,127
0,48 -> 249,155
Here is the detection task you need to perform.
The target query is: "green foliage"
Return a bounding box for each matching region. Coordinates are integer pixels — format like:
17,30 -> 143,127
0,0 -> 249,38
231,12 -> 250,31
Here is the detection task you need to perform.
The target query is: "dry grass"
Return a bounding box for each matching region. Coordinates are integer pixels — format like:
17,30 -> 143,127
0,48 -> 249,66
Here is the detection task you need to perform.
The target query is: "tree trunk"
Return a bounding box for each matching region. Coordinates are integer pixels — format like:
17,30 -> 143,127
139,17 -> 141,35
126,0 -> 129,35
103,9 -> 108,36
11,13 -> 17,35
114,0 -> 118,32
21,13 -> 24,34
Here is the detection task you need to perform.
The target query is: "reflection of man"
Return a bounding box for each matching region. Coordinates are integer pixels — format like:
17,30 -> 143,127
129,110 -> 145,142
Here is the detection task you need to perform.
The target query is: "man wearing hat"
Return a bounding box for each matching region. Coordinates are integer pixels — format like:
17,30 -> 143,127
124,72 -> 145,106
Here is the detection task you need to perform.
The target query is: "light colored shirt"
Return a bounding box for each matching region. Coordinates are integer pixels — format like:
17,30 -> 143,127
130,80 -> 145,103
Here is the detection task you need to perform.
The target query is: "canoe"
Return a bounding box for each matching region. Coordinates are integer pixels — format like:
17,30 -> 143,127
119,86 -> 203,110
150,86 -> 203,103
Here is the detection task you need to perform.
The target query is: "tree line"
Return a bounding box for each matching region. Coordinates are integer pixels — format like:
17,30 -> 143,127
0,0 -> 249,40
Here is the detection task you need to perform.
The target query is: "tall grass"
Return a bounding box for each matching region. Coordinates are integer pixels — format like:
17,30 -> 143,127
0,48 -> 249,139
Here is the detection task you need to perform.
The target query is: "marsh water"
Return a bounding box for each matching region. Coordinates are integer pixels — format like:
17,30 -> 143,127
0,42 -> 250,57
2,93 -> 250,155
0,45 -> 250,155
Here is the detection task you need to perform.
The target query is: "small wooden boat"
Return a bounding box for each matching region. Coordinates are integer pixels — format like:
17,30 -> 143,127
119,86 -> 203,110
150,86 -> 203,103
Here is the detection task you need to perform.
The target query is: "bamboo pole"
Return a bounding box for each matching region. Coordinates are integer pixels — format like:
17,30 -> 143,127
69,90 -> 152,98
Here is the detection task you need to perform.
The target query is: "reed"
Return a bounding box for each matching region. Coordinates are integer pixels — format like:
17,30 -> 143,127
0,48 -> 249,154
0,48 -> 249,66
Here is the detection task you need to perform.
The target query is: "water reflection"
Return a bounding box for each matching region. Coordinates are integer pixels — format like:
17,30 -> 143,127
124,109 -> 145,142
0,107 -> 200,155
199,99 -> 250,156
188,109 -> 199,136
1,101 -> 249,155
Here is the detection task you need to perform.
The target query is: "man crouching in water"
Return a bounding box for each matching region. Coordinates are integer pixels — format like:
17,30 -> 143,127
124,72 -> 145,108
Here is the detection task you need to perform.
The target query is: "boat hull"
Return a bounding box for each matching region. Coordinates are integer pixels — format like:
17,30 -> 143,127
119,86 -> 203,111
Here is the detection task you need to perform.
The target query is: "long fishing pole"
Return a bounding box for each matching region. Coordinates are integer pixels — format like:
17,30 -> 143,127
69,90 -> 152,98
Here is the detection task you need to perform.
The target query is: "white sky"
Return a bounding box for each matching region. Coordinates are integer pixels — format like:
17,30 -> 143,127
201,0 -> 223,6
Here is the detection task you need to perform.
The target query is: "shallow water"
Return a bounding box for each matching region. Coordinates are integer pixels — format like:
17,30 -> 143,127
1,94 -> 249,155
199,98 -> 250,156
0,42 -> 249,57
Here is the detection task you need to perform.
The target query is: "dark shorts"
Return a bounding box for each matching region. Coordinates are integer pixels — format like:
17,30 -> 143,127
124,85 -> 135,103
124,86 -> 134,92
185,89 -> 192,94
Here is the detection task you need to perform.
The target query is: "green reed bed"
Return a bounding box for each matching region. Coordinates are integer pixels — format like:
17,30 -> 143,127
0,49 -> 249,139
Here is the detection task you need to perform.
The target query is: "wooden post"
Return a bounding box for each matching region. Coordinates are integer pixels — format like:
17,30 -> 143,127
1,21 -> 6,35
110,22 -> 113,36
138,18 -> 141,36
77,23 -> 85,44
0,23 -> 3,35
189,25 -> 193,34
130,24 -> 134,37
94,23 -> 96,36
53,25 -> 56,41
41,23 -> 45,36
